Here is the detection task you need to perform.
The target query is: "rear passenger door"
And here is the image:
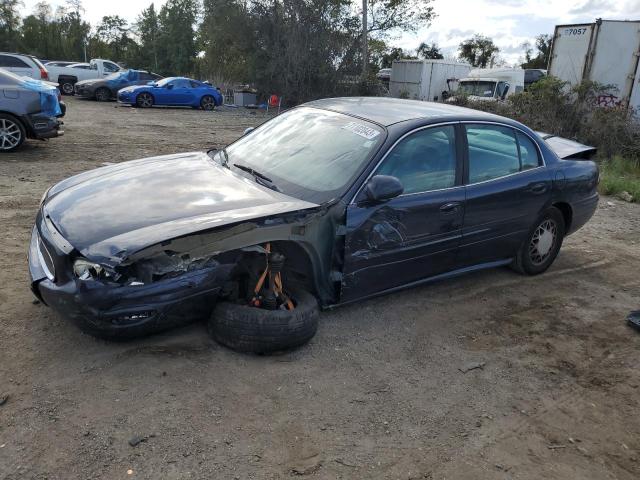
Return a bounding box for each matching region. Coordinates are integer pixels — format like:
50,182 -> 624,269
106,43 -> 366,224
342,124 -> 465,300
459,123 -> 552,267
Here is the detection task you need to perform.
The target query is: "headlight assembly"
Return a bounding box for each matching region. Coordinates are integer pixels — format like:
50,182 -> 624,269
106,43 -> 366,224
73,258 -> 103,280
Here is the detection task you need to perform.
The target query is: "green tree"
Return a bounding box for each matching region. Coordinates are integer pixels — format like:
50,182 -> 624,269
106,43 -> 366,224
0,0 -> 22,51
458,34 -> 499,67
521,34 -> 552,69
416,41 -> 443,59
157,0 -> 199,75
136,3 -> 160,71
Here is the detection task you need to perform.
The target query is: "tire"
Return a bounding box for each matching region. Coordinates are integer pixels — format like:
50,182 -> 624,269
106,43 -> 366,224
200,95 -> 216,111
0,113 -> 26,153
513,207 -> 565,275
95,87 -> 111,102
59,79 -> 75,95
136,92 -> 154,108
209,287 -> 319,354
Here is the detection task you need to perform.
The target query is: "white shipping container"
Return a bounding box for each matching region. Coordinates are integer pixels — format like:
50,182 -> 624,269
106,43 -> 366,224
390,60 -> 471,102
548,19 -> 640,110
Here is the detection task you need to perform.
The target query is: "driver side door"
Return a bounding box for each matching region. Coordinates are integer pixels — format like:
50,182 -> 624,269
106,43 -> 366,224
341,124 -> 465,302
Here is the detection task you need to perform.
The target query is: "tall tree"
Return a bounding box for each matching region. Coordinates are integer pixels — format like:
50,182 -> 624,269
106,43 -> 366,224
458,34 -> 499,67
157,0 -> 198,75
0,0 -> 22,51
416,42 -> 443,59
521,34 -> 552,69
136,3 -> 160,71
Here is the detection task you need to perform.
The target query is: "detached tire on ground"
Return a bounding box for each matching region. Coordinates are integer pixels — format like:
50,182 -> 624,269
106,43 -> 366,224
209,287 -> 319,354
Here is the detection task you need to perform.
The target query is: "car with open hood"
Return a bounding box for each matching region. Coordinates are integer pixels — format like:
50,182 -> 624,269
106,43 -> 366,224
74,69 -> 162,101
29,98 -> 599,351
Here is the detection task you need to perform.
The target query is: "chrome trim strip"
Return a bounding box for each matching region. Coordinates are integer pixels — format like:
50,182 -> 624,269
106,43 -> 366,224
349,119 -> 547,204
36,235 -> 55,281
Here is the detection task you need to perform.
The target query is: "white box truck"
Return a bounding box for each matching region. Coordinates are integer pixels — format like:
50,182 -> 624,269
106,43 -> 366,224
389,59 -> 471,102
548,19 -> 640,110
455,68 -> 525,101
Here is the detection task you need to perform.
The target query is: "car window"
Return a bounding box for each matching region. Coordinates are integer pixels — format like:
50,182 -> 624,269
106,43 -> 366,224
103,62 -> 119,72
517,132 -> 541,170
170,79 -> 190,88
376,126 -> 457,194
138,72 -> 153,80
190,80 -> 201,88
466,124 -> 520,183
0,55 -> 30,68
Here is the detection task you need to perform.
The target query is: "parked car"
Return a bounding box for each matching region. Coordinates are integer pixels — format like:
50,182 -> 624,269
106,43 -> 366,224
0,69 -> 64,152
29,98 -> 599,352
117,77 -> 223,110
74,70 -> 163,101
47,58 -> 122,95
0,52 -> 49,80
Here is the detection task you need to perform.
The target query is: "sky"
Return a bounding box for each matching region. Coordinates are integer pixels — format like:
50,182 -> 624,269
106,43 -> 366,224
19,0 -> 640,65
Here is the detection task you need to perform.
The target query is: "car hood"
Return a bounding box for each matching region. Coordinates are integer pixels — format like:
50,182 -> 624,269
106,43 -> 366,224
43,152 -> 318,263
75,78 -> 102,87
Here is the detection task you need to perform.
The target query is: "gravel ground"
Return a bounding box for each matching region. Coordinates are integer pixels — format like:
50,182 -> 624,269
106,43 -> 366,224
1,97 -> 639,480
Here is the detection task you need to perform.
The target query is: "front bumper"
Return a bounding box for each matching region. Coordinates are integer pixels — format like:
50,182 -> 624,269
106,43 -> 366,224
74,84 -> 95,98
28,218 -> 228,338
24,112 -> 64,140
117,91 -> 134,104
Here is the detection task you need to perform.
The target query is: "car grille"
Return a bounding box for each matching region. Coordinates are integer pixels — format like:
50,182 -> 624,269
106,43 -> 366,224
37,234 -> 56,281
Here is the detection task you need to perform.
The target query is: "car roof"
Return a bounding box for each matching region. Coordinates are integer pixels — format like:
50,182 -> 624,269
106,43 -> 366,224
302,97 -> 507,127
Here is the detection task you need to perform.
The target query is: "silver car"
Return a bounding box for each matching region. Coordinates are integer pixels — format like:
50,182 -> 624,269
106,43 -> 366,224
0,68 -> 64,152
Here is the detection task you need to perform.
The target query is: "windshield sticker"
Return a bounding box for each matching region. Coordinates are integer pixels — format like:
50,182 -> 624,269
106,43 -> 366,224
342,122 -> 381,140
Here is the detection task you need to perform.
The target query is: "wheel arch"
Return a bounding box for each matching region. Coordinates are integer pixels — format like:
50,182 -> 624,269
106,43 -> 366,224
551,201 -> 573,232
0,111 -> 29,138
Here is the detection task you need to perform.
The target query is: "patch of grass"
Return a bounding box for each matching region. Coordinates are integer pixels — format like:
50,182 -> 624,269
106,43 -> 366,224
598,156 -> 640,202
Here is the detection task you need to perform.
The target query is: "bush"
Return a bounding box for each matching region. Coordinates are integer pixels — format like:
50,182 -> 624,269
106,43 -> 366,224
598,156 -> 640,202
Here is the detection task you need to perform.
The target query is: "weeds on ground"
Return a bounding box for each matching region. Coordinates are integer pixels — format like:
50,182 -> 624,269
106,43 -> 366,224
598,156 -> 640,202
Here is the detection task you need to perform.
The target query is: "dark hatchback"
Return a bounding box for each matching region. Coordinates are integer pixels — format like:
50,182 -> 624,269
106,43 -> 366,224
29,98 -> 599,341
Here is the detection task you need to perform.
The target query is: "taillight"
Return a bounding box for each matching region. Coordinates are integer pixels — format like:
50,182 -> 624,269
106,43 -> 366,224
40,67 -> 49,80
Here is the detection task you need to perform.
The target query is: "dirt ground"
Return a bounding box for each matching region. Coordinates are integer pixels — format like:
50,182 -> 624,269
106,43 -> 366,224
1,97 -> 639,480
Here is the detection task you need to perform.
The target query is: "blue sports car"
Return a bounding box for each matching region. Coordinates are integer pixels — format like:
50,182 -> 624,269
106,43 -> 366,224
117,77 -> 223,110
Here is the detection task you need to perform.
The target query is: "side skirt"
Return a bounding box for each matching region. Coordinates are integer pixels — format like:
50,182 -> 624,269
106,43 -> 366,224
324,258 -> 514,310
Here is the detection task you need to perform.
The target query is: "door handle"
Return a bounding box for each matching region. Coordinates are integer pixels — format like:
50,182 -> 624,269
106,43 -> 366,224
440,202 -> 462,214
528,182 -> 547,194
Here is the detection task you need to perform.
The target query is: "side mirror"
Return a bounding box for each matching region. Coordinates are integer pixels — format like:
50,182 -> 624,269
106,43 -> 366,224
243,127 -> 254,136
364,175 -> 404,203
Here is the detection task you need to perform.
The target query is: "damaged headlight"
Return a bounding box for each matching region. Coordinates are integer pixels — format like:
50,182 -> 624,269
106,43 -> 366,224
73,258 -> 104,280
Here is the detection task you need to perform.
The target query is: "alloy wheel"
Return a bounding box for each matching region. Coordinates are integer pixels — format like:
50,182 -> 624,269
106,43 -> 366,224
528,219 -> 557,265
138,93 -> 153,108
201,96 -> 215,110
0,118 -> 22,151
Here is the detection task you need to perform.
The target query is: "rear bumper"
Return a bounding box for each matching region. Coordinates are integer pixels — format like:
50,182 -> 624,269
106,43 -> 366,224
24,112 -> 64,140
567,192 -> 599,235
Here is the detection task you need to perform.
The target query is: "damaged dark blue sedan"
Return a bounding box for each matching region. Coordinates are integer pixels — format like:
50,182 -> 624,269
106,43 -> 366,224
29,98 -> 599,352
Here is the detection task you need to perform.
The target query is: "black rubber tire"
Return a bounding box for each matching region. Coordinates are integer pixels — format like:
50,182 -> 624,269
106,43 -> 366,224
200,95 -> 216,110
59,78 -> 76,95
95,87 -> 111,102
0,113 -> 26,153
136,92 -> 154,108
209,287 -> 319,354
512,207 -> 565,275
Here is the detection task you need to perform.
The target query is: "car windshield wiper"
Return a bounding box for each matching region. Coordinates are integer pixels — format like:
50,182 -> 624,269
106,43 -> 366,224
232,163 -> 281,192
233,163 -> 272,182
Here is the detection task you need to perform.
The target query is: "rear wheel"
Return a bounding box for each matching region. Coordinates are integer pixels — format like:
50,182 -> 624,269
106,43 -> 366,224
0,114 -> 26,153
513,207 -> 565,275
200,95 -> 216,111
95,87 -> 111,102
136,92 -> 154,108
59,79 -> 75,95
